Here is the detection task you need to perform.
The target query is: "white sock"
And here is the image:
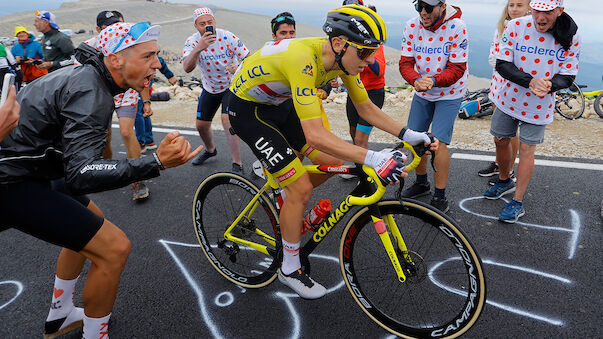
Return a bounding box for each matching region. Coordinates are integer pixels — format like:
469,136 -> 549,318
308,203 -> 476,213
281,239 -> 301,275
83,313 -> 111,339
46,275 -> 79,322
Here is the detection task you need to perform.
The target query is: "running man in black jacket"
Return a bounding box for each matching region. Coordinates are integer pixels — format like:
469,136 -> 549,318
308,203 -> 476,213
0,22 -> 201,338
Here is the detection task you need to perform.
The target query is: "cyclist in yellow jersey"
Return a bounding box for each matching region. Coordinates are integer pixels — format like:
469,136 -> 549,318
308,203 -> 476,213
228,5 -> 438,299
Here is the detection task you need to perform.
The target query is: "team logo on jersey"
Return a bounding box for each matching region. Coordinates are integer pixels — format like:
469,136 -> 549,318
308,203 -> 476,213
460,39 -> 468,50
302,64 -> 314,76
355,77 -> 365,89
295,87 -> 317,106
226,48 -> 234,58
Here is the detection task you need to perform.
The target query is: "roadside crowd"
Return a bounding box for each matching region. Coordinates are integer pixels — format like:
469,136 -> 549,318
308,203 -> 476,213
0,0 -> 580,337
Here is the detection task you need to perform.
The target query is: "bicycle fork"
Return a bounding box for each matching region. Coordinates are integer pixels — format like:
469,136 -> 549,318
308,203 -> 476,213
369,206 -> 412,283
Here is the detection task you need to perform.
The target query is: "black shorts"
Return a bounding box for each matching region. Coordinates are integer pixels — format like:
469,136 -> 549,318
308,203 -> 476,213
196,89 -> 232,121
0,180 -> 103,252
228,94 -> 310,185
346,88 -> 385,128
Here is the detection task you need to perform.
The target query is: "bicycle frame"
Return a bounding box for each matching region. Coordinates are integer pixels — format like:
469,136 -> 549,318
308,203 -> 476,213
222,142 -> 424,283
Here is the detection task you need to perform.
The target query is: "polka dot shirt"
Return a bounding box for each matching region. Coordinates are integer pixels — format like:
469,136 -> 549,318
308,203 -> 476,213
183,28 -> 249,94
400,16 -> 469,101
491,16 -> 581,125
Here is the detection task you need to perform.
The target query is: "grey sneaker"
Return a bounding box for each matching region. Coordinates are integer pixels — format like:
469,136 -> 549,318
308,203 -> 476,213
132,182 -> 150,201
430,196 -> 450,213
231,163 -> 244,174
478,161 -> 499,177
192,148 -> 217,166
483,179 -> 515,200
401,182 -> 431,199
278,268 -> 326,299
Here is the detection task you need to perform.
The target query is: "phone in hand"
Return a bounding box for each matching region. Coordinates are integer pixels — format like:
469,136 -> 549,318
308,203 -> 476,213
205,25 -> 214,35
1,73 -> 16,106
32,59 -> 43,65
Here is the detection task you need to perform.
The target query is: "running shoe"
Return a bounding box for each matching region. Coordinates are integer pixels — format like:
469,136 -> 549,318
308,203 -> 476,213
478,161 -> 499,177
192,149 -> 217,166
278,268 -> 326,299
499,200 -> 525,223
44,307 -> 84,339
400,182 -> 431,199
483,179 -> 515,200
144,142 -> 157,150
430,196 -> 450,213
488,171 -> 516,186
231,163 -> 244,174
132,182 -> 150,201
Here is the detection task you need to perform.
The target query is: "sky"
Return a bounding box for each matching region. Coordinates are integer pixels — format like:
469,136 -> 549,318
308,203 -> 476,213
2,0 -> 601,85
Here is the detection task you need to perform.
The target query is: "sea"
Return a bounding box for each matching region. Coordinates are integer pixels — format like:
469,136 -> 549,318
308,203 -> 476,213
2,0 -> 600,89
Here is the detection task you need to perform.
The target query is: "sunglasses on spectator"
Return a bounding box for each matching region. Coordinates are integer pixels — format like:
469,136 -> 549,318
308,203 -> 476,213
112,21 -> 151,53
415,1 -> 441,14
272,15 -> 295,32
343,0 -> 364,5
343,39 -> 378,60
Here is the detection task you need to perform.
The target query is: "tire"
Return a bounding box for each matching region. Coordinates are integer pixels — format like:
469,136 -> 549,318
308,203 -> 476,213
339,200 -> 486,338
594,94 -> 603,118
555,83 -> 585,119
192,172 -> 281,288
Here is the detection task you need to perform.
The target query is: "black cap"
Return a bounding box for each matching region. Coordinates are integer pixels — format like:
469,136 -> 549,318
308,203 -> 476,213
96,10 -> 120,28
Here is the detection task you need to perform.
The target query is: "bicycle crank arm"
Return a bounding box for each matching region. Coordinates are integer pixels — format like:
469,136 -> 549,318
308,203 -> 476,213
372,216 -> 407,282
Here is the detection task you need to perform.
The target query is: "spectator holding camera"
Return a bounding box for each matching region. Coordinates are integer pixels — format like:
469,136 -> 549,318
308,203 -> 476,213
11,26 -> 47,83
182,7 -> 250,173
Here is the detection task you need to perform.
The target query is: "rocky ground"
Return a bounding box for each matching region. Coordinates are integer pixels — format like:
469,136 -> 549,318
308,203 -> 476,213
147,84 -> 602,160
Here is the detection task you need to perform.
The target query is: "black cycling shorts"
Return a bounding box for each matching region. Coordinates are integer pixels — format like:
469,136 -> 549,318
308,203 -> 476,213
196,89 -> 232,121
228,95 -> 307,176
0,180 -> 104,252
346,88 -> 385,128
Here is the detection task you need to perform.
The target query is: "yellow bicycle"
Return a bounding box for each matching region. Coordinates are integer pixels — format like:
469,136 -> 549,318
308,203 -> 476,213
192,142 -> 486,338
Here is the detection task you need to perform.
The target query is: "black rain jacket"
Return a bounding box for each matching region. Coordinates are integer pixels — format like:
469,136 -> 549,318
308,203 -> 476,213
0,43 -> 160,194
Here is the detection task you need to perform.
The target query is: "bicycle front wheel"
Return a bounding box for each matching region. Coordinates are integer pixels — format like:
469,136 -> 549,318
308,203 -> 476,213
555,84 -> 585,119
193,172 -> 281,288
339,200 -> 486,338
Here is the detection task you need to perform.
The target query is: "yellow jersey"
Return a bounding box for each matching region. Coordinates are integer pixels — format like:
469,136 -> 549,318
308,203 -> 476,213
230,37 -> 369,121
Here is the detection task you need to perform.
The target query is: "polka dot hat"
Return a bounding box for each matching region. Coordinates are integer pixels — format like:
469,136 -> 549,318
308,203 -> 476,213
193,7 -> 214,23
529,0 -> 563,11
96,22 -> 161,56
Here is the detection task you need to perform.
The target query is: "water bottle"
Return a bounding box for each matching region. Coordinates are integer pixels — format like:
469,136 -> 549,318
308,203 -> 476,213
302,199 -> 332,234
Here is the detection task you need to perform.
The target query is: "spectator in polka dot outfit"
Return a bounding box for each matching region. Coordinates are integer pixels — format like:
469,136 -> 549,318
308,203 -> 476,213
182,7 -> 250,173
484,0 -> 580,223
478,0 -> 531,180
398,0 -> 469,213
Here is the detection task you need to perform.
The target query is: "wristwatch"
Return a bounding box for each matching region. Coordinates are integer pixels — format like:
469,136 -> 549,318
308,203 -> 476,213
143,100 -> 152,104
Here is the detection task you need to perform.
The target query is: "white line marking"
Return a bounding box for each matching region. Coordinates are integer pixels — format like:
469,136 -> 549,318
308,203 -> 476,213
159,240 -> 224,338
214,292 -> 234,307
459,197 -> 582,259
451,153 -> 603,171
160,240 -> 345,339
429,257 -> 569,326
0,281 -> 24,310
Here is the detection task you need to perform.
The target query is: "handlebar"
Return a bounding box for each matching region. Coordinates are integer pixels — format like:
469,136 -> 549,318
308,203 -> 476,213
347,138 -> 436,206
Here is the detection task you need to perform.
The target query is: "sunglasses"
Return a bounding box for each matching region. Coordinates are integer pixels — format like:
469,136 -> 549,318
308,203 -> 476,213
272,15 -> 295,33
112,21 -> 151,53
415,1 -> 441,14
343,39 -> 378,60
343,0 -> 364,4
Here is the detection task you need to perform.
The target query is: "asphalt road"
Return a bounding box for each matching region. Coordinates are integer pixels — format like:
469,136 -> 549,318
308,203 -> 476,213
1,127 -> 601,338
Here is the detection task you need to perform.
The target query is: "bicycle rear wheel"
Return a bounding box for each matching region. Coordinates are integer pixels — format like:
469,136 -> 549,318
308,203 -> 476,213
339,200 -> 486,338
193,172 -> 281,288
555,84 -> 585,119
594,94 -> 603,118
